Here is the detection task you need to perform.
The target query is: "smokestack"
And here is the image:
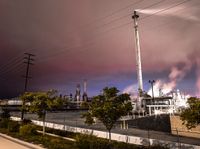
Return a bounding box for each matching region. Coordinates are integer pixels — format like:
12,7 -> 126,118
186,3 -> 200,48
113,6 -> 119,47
82,80 -> 88,101
75,84 -> 81,101
83,80 -> 87,94
132,10 -> 144,96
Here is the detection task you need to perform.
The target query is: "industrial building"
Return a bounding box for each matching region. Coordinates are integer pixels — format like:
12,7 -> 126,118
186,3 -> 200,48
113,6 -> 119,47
131,11 -> 188,116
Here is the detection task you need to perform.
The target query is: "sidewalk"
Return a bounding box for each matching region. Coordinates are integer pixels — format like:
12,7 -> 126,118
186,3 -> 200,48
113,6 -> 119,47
0,133 -> 44,149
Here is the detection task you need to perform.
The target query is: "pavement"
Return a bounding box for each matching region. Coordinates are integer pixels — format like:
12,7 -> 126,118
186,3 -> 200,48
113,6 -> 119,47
0,133 -> 44,149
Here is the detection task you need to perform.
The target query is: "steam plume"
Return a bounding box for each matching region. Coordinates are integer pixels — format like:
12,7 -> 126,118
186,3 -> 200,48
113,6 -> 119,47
196,59 -> 200,97
136,5 -> 199,22
148,61 -> 192,97
123,84 -> 138,98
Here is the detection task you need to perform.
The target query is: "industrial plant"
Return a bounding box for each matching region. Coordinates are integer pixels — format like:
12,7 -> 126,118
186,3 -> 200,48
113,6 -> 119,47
0,80 -> 90,110
130,11 -> 188,116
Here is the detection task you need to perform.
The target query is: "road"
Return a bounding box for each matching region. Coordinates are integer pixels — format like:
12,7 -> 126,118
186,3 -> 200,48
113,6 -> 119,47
0,136 -> 30,149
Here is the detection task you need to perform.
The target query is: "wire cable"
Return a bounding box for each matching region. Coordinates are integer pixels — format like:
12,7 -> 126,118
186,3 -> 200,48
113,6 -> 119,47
140,0 -> 192,21
27,0 -> 165,58
33,0 -> 169,63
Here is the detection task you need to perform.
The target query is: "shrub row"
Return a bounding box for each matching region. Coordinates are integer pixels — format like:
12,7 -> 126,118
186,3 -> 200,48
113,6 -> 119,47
0,118 -> 169,149
36,125 -> 76,138
0,118 -> 78,149
75,134 -> 169,149
0,118 -> 20,132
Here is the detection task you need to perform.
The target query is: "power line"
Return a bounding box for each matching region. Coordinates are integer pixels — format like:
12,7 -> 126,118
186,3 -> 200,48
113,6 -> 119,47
0,56 -> 22,72
0,62 -> 23,80
96,0 -> 167,28
0,50 -> 32,71
143,1 -> 200,33
27,0 -> 166,58
15,0 -> 194,66
68,0 -> 167,38
0,66 -> 24,90
34,1 -> 168,63
81,0 -> 145,27
25,1 -> 145,57
139,0 -> 192,21
84,0 -> 193,37
140,0 -> 167,10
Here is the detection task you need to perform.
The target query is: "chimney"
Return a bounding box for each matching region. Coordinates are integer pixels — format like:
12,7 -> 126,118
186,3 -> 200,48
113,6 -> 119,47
132,10 -> 144,97
82,80 -> 88,101
83,79 -> 87,94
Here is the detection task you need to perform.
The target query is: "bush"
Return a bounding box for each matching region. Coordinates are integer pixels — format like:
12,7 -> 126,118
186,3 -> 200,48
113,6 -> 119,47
113,142 -> 139,149
0,118 -> 9,128
8,121 -> 20,132
22,119 -> 32,125
75,134 -> 169,149
19,124 -> 37,136
75,134 -> 142,149
36,127 -> 75,138
148,144 -> 169,149
35,136 -> 76,149
0,119 -> 20,132
0,108 -> 10,119
75,134 -> 111,149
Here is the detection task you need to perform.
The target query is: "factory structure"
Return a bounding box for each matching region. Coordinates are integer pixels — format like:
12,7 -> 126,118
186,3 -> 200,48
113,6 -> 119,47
0,80 -> 89,109
73,80 -> 89,102
131,11 -> 188,116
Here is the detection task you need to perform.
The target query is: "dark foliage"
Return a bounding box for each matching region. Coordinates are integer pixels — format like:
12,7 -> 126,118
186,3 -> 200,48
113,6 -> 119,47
7,121 -> 20,132
0,108 -> 10,119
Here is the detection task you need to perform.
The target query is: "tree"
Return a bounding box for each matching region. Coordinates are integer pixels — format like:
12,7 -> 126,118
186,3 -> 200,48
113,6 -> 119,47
20,90 -> 63,135
83,87 -> 133,141
80,101 -> 90,109
180,97 -> 200,129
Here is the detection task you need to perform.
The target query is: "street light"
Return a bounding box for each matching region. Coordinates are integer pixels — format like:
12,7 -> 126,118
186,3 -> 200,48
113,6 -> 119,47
149,80 -> 155,105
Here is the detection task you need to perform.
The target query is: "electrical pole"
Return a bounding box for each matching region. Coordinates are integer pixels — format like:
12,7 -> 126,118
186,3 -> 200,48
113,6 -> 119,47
21,52 -> 35,120
149,80 -> 155,105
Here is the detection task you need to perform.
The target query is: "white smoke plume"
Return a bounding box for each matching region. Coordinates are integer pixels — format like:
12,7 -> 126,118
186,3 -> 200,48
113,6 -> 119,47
196,59 -> 200,97
196,78 -> 200,97
148,61 -> 192,97
136,5 -> 199,22
123,84 -> 138,99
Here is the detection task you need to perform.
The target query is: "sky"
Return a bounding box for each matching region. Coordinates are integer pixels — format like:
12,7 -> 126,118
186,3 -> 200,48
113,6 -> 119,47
0,0 -> 200,98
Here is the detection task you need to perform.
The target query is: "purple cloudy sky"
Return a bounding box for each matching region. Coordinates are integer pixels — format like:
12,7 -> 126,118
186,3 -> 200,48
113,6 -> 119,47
0,0 -> 200,98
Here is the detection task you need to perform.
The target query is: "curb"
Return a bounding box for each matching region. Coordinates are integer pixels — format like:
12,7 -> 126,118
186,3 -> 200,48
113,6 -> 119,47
0,133 -> 45,149
37,130 -> 75,142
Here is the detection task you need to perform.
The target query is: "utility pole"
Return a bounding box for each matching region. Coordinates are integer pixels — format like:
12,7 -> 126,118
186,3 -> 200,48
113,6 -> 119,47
149,80 -> 155,105
21,52 -> 35,120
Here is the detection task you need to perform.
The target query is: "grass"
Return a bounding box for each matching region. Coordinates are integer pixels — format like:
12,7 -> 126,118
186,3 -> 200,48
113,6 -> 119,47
0,128 -> 78,149
0,119 -> 78,149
